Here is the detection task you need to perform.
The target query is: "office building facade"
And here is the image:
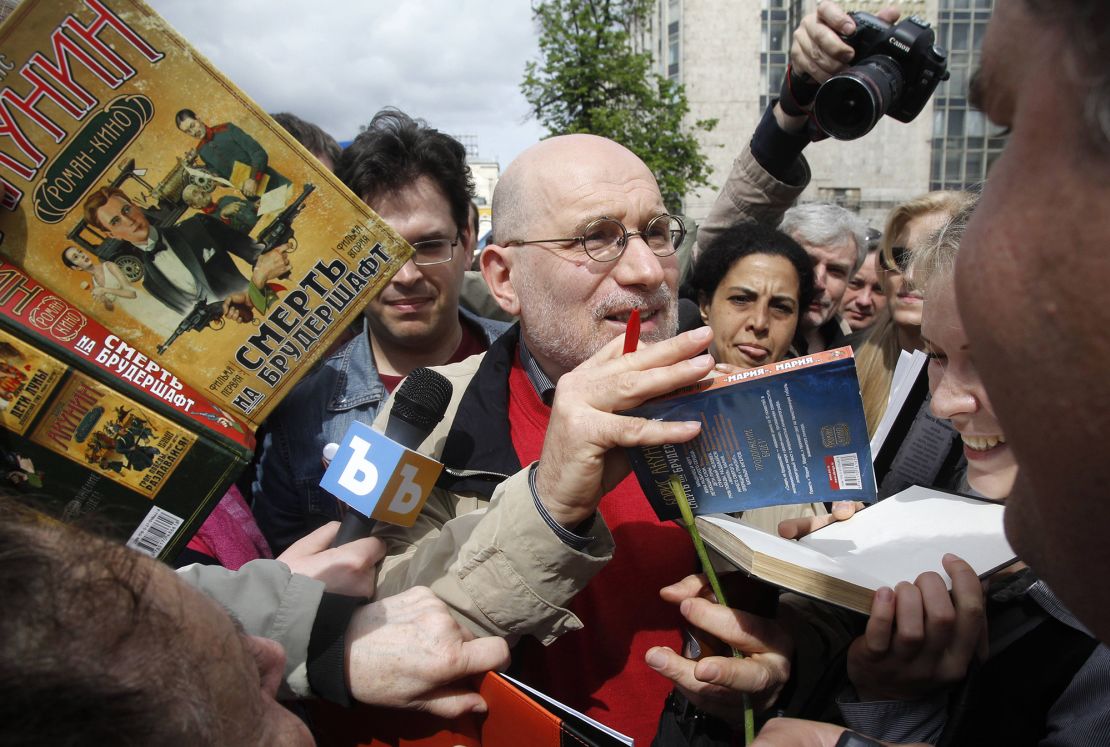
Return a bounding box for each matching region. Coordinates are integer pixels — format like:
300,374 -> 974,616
637,0 -> 996,228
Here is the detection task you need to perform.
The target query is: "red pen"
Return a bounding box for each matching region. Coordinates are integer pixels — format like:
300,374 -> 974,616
622,308 -> 640,354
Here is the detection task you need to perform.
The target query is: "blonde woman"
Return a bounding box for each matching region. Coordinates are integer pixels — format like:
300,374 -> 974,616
855,191 -> 974,434
837,200 -> 1110,745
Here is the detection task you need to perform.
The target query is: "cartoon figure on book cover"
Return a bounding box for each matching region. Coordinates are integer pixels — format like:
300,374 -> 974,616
87,409 -> 160,472
0,341 -> 28,406
181,184 -> 259,234
29,374 -> 194,497
175,108 -> 290,200
59,244 -> 179,337
80,185 -> 291,324
61,245 -> 136,311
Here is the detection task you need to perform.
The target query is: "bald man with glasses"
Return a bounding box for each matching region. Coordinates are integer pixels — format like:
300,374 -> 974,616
368,133 -> 823,745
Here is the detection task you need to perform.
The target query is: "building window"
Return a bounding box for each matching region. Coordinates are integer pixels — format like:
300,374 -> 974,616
929,0 -> 1002,190
818,187 -> 862,212
657,0 -> 665,74
667,17 -> 680,80
759,0 -> 802,111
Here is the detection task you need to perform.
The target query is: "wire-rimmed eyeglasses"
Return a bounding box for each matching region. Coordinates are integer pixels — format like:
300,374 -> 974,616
410,234 -> 460,266
506,214 -> 686,262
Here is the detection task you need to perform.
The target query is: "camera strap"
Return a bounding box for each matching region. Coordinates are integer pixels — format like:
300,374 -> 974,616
779,66 -> 818,116
778,66 -> 830,142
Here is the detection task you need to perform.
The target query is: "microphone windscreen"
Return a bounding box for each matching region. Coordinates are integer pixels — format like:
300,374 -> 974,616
392,367 -> 453,431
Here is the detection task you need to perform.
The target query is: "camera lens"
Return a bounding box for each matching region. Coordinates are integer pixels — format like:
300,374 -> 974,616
813,55 -> 905,140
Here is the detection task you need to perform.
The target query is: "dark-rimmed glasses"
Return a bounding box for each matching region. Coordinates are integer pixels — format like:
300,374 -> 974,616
506,214 -> 686,262
410,234 -> 460,266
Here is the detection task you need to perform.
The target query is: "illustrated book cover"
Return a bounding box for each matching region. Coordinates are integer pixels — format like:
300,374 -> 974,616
0,0 -> 412,557
0,270 -> 256,559
0,0 -> 410,428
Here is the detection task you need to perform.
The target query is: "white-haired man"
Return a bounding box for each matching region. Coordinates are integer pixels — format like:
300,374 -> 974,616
780,203 -> 868,354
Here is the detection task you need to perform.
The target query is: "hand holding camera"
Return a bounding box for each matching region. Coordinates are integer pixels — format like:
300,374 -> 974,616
790,1 -> 887,85
782,1 -> 949,140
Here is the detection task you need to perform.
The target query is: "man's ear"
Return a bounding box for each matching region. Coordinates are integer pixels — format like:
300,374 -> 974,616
698,293 -> 711,324
459,222 -> 475,269
480,244 -> 521,317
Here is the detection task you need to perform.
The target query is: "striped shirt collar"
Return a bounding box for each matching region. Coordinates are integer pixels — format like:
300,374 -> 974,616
517,337 -> 556,405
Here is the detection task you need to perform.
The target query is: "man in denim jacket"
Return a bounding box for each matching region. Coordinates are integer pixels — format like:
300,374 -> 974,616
253,109 -> 509,553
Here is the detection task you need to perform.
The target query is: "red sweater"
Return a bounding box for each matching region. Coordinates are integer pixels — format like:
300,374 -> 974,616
508,357 -> 694,745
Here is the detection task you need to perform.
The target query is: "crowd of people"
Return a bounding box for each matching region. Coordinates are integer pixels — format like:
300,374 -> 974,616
3,1 -> 1110,745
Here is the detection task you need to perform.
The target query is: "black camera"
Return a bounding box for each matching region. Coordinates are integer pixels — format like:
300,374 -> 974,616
811,12 -> 949,140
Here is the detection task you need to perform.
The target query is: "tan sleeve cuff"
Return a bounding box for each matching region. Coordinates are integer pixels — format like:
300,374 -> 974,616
695,144 -> 812,261
178,559 -> 326,697
449,467 -> 614,644
719,146 -> 811,224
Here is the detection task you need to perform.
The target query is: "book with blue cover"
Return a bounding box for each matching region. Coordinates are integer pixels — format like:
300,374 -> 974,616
625,346 -> 875,520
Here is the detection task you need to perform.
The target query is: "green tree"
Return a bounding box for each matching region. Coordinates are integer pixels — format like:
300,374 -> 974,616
521,0 -> 717,210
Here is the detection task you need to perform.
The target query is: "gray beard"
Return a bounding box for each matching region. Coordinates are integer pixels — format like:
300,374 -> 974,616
517,278 -> 678,378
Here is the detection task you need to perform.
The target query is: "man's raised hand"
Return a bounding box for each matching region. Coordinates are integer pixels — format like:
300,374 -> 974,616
535,326 -> 715,528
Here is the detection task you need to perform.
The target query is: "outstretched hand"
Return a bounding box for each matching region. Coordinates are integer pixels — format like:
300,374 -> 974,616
252,243 -> 292,286
345,586 -> 511,718
646,574 -> 793,719
222,292 -> 255,323
536,326 -> 715,528
791,2 -> 902,84
778,501 -> 864,540
277,521 -> 385,598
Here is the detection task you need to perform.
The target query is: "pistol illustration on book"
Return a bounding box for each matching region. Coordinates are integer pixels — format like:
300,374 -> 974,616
157,300 -> 227,354
257,182 -> 315,255
157,184 -> 317,353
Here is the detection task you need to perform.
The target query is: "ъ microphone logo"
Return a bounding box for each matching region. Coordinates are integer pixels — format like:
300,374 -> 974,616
320,421 -> 444,527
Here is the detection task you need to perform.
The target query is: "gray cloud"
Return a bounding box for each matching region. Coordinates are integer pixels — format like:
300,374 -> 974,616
149,0 -> 547,164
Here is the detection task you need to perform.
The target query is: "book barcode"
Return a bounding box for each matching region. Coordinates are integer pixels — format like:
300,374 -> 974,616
126,506 -> 184,558
833,453 -> 863,491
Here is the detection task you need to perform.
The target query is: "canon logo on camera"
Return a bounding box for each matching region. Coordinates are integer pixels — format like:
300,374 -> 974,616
888,37 -> 910,53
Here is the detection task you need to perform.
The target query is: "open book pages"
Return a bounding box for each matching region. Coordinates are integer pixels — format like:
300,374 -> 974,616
697,485 -> 1016,614
870,349 -> 929,455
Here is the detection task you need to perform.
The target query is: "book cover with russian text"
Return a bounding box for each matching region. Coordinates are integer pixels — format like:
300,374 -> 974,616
0,0 -> 410,427
0,322 -> 248,560
625,347 -> 876,520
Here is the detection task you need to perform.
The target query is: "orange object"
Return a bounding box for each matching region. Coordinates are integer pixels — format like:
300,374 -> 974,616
306,672 -> 623,747
479,673 -> 562,747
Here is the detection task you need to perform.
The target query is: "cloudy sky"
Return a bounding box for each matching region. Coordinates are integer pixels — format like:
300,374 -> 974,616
149,0 -> 548,166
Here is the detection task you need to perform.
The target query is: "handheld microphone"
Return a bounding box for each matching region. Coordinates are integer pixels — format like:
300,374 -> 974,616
327,367 -> 453,547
